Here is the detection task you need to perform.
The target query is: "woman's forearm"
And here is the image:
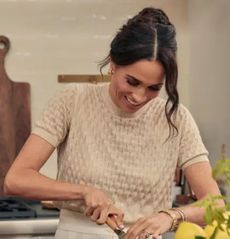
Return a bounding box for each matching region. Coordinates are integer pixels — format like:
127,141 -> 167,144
3,134 -> 86,201
4,168 -> 85,201
177,204 -> 206,226
176,196 -> 225,227
181,162 -> 225,226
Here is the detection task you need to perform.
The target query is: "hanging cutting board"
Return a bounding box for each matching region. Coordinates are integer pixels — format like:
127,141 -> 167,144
0,35 -> 31,195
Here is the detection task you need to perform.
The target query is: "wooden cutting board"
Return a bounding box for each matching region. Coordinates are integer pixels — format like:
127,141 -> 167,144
0,35 -> 31,195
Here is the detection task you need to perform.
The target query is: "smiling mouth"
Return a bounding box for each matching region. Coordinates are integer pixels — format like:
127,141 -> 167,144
124,96 -> 142,107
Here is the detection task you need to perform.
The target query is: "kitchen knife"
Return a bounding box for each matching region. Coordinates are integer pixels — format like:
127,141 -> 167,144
106,216 -> 126,239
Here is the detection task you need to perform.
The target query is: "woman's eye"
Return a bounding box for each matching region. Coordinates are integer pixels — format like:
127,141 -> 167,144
148,85 -> 162,91
126,78 -> 139,86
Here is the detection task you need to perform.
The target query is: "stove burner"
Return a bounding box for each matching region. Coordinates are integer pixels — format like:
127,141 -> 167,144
0,198 -> 36,219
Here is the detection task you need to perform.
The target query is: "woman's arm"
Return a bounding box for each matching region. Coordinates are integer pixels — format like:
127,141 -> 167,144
4,134 -> 124,227
124,161 -> 224,239
3,134 -> 86,200
177,161 -> 224,225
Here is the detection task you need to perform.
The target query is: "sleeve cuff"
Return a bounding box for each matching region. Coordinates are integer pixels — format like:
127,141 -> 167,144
32,127 -> 59,147
181,154 -> 209,170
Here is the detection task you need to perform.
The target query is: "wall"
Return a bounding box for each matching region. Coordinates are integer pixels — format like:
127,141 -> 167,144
188,0 -> 230,163
0,0 -> 189,178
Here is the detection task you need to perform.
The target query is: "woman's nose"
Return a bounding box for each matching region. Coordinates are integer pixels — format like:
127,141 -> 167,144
132,87 -> 147,103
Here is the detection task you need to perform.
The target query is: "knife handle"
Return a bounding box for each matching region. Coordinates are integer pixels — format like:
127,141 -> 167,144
106,216 -> 118,230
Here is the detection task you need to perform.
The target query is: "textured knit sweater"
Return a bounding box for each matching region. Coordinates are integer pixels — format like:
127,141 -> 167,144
33,83 -> 209,223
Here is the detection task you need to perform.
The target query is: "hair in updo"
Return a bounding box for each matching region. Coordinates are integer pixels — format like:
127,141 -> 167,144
99,7 -> 179,138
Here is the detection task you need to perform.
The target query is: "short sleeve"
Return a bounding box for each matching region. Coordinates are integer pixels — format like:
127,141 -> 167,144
32,86 -> 76,147
177,105 -> 209,170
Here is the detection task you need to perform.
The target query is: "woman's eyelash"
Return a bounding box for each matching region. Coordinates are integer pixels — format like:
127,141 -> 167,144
127,77 -> 162,91
126,78 -> 139,86
148,85 -> 161,91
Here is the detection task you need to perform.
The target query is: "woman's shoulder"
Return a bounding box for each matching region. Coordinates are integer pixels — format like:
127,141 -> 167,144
150,97 -> 192,117
57,83 -> 95,93
176,103 -> 193,118
175,103 -> 199,131
55,83 -> 98,99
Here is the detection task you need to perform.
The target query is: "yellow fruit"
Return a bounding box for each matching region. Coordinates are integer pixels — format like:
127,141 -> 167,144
223,211 -> 230,220
174,221 -> 207,239
204,220 -> 230,239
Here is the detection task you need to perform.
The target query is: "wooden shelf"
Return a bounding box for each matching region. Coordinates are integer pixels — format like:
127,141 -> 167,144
58,74 -> 110,83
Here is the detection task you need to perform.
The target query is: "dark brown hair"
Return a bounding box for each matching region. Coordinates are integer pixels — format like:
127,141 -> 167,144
99,7 -> 179,138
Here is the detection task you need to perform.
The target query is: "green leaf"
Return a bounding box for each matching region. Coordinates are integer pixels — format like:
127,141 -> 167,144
213,158 -> 230,185
205,205 -> 213,224
193,156 -> 230,238
195,237 -> 206,239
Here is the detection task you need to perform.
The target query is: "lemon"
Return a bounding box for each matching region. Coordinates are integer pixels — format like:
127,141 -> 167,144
174,222 -> 207,239
223,211 -> 230,220
204,220 -> 230,239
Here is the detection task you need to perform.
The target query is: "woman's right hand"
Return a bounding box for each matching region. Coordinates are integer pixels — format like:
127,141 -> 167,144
82,184 -> 124,229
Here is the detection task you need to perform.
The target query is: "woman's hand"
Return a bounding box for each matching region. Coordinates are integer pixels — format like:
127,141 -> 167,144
124,212 -> 172,239
82,184 -> 124,228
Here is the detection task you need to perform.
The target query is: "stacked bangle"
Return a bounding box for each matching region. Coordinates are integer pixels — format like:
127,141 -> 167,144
158,208 -> 186,232
158,209 -> 178,231
171,208 -> 187,222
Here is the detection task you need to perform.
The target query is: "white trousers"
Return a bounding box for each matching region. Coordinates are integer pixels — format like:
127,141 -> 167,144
55,209 -> 162,239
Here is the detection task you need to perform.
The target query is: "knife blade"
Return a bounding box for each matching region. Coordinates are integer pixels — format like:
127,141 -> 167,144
113,228 -> 127,239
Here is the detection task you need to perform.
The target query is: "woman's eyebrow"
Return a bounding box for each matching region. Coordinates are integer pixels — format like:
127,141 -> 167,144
126,74 -> 141,83
126,74 -> 164,86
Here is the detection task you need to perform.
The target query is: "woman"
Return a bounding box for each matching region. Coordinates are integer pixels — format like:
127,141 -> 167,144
4,7 -> 222,239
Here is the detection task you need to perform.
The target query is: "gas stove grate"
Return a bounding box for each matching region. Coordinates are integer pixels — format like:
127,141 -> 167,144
0,198 -> 36,219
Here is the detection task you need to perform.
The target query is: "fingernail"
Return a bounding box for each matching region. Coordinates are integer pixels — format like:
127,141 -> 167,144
118,224 -> 125,230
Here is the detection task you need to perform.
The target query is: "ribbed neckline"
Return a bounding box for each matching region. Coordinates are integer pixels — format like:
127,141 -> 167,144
98,83 -> 159,119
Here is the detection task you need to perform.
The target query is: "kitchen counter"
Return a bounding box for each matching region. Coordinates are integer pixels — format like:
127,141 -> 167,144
0,196 -> 176,238
0,217 -> 176,239
0,218 -> 59,235
0,197 -> 59,238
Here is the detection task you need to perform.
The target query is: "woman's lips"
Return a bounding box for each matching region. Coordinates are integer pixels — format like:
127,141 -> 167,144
124,96 -> 142,107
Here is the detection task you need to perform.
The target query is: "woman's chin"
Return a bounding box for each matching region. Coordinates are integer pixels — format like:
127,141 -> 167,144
120,104 -> 141,113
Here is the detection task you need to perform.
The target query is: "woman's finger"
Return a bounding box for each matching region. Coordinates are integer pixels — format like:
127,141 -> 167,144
90,206 -> 101,222
138,230 -> 147,239
84,206 -> 95,217
125,218 -> 150,239
126,217 -> 145,233
97,204 -> 125,227
152,228 -> 161,239
107,205 -> 124,225
96,205 -> 108,224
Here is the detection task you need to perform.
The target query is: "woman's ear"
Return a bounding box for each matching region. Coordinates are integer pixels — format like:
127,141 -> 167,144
109,61 -> 116,75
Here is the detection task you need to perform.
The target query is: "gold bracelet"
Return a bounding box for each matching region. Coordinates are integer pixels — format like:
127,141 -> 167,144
171,208 -> 187,222
158,209 -> 179,231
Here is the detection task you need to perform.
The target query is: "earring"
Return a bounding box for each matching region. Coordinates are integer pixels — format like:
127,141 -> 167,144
108,69 -> 114,75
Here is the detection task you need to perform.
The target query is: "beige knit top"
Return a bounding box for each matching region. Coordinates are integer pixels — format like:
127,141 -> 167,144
32,83 -> 209,223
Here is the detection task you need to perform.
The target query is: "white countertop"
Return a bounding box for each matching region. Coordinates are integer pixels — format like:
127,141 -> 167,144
0,218 -> 59,235
0,218 -> 176,239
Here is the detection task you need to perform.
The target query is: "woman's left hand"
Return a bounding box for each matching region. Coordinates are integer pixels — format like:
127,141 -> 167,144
124,212 -> 172,239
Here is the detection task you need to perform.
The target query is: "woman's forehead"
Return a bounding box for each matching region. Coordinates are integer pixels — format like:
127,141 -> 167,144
114,59 -> 165,84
